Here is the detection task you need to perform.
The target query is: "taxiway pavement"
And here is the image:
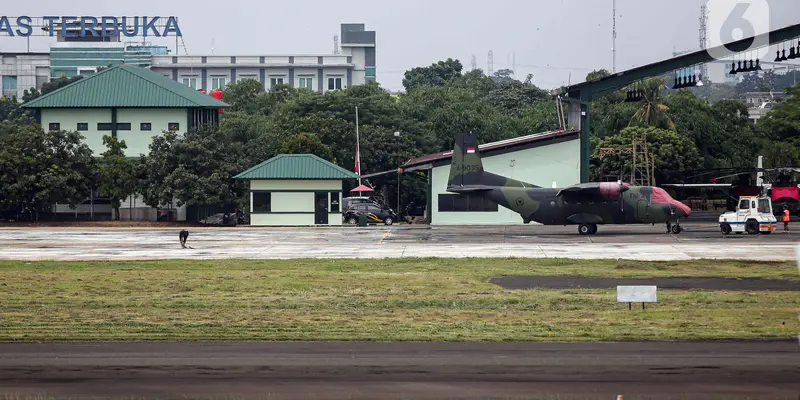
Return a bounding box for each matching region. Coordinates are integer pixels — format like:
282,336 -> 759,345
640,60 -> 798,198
0,222 -> 799,261
0,341 -> 797,399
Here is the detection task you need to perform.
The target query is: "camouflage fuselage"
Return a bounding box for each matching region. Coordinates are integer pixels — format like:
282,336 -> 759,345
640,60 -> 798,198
478,186 -> 682,225
445,132 -> 691,226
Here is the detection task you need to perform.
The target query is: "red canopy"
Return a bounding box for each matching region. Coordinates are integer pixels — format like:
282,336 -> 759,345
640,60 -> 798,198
350,184 -> 374,192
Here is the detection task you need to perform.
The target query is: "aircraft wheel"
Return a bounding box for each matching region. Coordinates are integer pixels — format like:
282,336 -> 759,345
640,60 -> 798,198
671,225 -> 682,234
720,223 -> 731,235
745,220 -> 760,235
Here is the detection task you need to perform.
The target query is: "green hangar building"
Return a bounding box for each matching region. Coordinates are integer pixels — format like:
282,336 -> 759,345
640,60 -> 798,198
400,129 -> 581,225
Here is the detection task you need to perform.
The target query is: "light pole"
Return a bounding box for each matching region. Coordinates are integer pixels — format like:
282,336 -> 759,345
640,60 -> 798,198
394,131 -> 401,213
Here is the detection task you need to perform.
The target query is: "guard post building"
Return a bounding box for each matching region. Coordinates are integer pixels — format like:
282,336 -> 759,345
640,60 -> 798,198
234,154 -> 358,226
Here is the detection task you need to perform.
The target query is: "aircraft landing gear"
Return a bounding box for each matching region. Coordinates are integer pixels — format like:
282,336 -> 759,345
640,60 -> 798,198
667,221 -> 682,234
578,224 -> 597,235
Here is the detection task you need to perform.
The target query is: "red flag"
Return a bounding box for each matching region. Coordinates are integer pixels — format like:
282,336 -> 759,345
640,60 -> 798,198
354,142 -> 360,175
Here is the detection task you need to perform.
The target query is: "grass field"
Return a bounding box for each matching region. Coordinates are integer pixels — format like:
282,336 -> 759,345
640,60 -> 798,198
0,258 -> 797,342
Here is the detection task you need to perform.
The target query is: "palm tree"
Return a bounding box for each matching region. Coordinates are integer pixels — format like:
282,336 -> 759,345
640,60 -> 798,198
628,77 -> 676,131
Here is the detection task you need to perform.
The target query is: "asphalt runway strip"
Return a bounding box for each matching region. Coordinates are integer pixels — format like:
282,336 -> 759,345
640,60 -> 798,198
489,275 -> 800,291
0,341 -> 797,400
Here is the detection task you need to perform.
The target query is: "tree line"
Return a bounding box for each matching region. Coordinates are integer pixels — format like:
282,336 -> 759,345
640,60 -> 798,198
0,59 -> 799,220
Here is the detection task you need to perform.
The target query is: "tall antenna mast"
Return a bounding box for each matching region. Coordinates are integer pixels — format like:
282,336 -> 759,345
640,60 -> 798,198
471,54 -> 477,70
488,50 -> 494,76
333,35 -> 340,55
512,52 -> 516,76
612,0 -> 617,73
699,4 -> 709,78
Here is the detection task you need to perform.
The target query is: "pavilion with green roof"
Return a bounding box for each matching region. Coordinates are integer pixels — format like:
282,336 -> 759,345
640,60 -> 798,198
22,64 -> 229,157
234,154 -> 358,226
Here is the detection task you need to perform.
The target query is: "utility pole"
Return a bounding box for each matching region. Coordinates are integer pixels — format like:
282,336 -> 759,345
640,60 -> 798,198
699,4 -> 709,79
512,52 -> 516,76
488,50 -> 494,76
612,0 -> 617,73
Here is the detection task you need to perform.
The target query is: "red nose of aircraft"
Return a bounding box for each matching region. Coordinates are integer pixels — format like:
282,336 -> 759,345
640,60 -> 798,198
675,200 -> 691,217
652,187 -> 691,217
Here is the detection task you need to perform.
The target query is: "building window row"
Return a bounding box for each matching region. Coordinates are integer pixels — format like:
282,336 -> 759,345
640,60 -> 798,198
48,122 -> 178,132
178,75 -> 345,92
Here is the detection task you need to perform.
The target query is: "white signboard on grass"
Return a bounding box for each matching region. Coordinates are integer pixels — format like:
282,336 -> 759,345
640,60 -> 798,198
617,285 -> 657,303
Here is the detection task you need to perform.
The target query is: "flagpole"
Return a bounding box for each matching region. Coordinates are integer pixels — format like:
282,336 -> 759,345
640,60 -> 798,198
356,106 -> 361,187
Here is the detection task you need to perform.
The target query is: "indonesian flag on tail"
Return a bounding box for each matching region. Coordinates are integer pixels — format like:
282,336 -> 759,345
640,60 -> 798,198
466,147 -> 476,154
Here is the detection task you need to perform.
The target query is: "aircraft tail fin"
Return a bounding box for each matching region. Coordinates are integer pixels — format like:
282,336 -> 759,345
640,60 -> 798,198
447,133 -> 486,191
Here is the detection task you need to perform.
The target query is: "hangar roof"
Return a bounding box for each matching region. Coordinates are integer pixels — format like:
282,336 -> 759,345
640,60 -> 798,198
401,129 -> 579,172
22,64 -> 229,109
234,154 -> 358,180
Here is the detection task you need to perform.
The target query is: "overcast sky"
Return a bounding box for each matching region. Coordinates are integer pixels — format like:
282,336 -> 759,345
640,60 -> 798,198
2,0 -> 798,91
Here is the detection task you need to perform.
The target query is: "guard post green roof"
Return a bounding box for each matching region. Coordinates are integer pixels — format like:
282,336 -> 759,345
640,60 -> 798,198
234,154 -> 358,180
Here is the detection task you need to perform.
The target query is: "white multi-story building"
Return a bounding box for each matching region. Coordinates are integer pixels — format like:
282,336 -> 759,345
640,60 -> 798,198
0,23 -> 377,99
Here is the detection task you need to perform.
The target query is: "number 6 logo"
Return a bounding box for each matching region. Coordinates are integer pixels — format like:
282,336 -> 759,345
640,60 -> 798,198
706,0 -> 771,62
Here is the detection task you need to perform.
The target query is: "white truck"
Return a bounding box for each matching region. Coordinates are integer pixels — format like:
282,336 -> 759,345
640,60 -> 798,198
719,195 -> 778,235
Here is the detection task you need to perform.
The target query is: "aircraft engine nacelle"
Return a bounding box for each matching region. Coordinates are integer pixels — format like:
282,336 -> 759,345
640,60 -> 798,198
598,182 -> 629,197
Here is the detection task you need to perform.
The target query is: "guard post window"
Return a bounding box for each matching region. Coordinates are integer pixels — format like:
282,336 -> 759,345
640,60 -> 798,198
329,192 -> 340,213
253,192 -> 271,213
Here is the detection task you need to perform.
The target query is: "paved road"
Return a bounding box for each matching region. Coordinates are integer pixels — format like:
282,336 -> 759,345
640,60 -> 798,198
0,341 -> 797,399
1,222 -> 800,261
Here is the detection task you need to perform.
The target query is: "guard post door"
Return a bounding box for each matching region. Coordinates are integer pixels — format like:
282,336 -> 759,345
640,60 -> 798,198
314,192 -> 329,224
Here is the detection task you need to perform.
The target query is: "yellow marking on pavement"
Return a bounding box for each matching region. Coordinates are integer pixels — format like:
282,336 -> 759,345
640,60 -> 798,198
378,230 -> 392,244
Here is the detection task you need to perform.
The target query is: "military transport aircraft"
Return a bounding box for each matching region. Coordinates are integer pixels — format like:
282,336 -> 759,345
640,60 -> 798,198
445,133 -> 691,235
